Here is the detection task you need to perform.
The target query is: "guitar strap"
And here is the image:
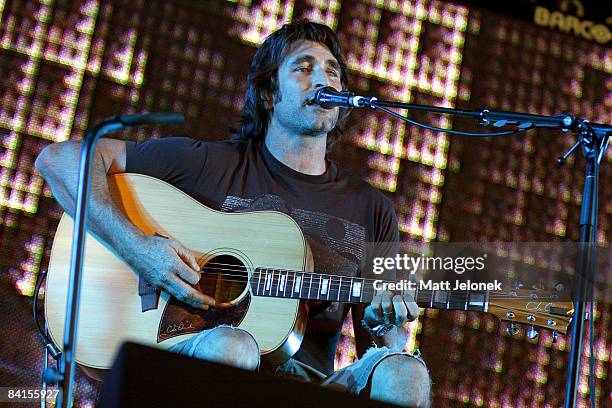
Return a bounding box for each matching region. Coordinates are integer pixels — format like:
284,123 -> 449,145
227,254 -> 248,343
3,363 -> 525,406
138,276 -> 159,312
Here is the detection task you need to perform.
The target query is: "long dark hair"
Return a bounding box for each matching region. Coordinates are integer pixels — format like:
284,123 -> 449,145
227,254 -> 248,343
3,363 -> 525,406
231,20 -> 350,151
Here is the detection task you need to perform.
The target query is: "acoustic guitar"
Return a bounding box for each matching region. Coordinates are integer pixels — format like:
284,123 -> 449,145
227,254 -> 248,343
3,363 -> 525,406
44,174 -> 573,377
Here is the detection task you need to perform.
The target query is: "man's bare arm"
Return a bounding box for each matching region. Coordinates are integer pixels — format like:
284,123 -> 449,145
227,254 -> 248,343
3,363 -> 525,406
36,139 -> 131,241
35,139 -> 214,309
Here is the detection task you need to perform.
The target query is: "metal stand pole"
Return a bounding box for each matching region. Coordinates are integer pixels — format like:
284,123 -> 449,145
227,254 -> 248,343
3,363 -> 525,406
562,126 -> 606,408
41,113 -> 184,407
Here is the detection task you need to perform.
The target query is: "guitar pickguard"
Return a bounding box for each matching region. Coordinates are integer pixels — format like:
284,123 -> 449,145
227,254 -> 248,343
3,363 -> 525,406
157,294 -> 251,342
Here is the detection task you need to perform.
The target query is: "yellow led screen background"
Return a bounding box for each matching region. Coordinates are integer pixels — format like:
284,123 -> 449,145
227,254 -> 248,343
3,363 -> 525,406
0,0 -> 609,406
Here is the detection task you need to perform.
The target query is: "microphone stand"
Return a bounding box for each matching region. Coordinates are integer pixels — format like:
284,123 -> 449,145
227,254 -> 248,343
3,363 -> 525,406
362,98 -> 610,407
560,122 -> 608,408
42,113 -> 184,408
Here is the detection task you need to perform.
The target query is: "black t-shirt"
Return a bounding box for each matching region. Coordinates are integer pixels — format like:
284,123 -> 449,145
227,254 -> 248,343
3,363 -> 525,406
125,137 -> 399,374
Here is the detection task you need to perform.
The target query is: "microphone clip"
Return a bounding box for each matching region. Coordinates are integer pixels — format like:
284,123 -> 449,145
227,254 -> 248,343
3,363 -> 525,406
314,86 -> 375,109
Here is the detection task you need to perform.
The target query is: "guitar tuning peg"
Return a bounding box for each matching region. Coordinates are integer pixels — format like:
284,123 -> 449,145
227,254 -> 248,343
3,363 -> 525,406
526,325 -> 539,340
554,283 -> 564,292
551,331 -> 558,344
506,322 -> 519,336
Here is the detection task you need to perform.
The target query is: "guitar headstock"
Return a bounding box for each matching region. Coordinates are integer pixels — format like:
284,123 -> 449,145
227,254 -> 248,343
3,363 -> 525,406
488,288 -> 573,339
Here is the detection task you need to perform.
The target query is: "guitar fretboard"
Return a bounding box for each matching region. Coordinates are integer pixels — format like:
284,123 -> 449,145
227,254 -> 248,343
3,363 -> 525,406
250,268 -> 488,312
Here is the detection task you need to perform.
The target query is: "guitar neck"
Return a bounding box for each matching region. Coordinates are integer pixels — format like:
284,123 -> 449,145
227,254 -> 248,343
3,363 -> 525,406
251,268 -> 489,313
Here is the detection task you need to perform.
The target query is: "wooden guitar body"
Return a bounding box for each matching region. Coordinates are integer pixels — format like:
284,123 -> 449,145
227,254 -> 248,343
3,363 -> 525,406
45,173 -> 311,373
44,174 -> 573,379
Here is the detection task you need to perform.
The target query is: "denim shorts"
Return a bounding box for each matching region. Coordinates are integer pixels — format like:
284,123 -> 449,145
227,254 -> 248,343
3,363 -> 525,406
275,345 -> 427,395
168,324 -> 261,369
170,326 -> 426,396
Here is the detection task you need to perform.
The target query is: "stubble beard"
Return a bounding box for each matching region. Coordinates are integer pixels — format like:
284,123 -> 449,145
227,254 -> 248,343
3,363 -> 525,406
272,104 -> 339,138
303,113 -> 337,136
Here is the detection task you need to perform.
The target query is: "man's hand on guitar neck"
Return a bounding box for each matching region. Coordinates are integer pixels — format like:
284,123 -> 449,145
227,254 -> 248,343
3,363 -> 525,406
362,290 -> 420,350
135,234 -> 216,310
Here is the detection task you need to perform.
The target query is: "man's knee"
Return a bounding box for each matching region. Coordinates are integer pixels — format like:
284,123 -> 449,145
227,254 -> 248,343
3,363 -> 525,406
369,354 -> 431,408
189,327 -> 260,371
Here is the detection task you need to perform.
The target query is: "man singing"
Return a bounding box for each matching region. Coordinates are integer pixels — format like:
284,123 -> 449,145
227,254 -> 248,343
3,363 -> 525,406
36,20 -> 431,407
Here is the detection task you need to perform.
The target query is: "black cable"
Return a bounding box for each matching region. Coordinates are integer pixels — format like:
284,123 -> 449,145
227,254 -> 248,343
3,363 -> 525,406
365,100 -> 535,137
588,139 -> 601,408
33,270 -> 61,360
33,270 -> 47,339
589,300 -> 595,408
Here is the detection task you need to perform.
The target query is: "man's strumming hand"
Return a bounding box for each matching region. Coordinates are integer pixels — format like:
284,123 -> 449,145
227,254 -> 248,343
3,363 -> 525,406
134,234 -> 216,310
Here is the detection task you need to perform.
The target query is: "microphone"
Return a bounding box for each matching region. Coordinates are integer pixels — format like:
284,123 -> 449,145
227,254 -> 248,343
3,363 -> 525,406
314,87 -> 376,109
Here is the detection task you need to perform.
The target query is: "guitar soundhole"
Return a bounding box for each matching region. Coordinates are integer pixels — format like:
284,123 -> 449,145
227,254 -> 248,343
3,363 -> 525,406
199,254 -> 248,304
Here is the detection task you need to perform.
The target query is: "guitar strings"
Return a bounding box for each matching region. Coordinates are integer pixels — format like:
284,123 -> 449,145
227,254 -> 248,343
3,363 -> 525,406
193,263 -> 565,300
198,260 -> 477,287
199,260 -> 569,293
197,275 -> 562,301
193,273 -> 561,301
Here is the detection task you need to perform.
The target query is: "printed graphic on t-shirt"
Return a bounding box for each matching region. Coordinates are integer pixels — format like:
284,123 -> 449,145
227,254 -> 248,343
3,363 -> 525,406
221,194 -> 366,278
